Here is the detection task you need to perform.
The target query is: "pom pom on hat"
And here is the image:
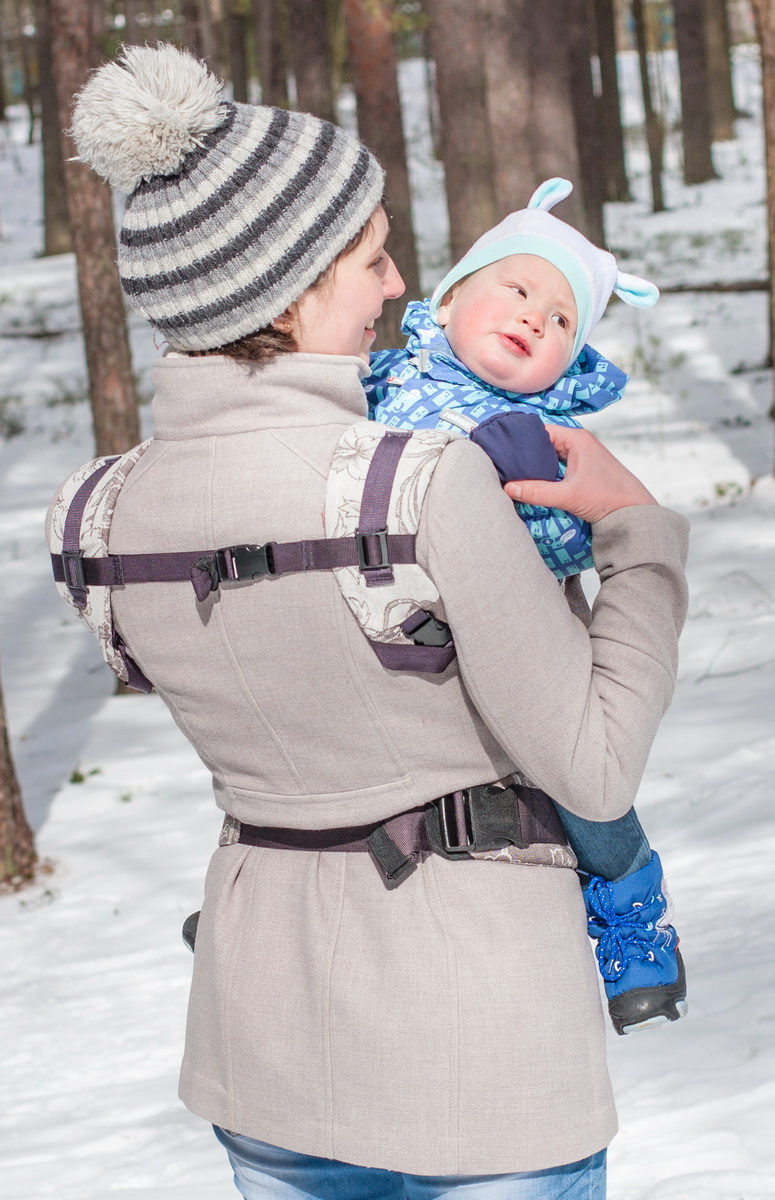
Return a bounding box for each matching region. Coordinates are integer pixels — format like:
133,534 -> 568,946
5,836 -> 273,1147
71,43 -> 228,194
430,178 -> 659,367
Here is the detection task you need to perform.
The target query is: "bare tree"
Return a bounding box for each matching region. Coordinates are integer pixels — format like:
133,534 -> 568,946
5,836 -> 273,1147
48,0 -> 141,457
674,0 -> 718,184
0,664 -> 36,891
345,0 -> 419,348
424,0 -> 498,259
705,0 -> 736,141
36,0 -> 72,255
287,0 -> 335,120
181,0 -> 206,55
12,0 -> 37,143
593,0 -> 631,202
123,0 -> 142,45
251,0 -> 287,106
633,0 -> 665,212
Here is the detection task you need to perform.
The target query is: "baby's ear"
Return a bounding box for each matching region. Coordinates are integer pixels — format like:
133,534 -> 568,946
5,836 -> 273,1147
436,290 -> 456,327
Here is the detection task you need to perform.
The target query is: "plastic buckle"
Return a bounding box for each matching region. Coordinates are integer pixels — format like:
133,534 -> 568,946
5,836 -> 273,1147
436,792 -> 475,856
356,527 -> 390,572
61,550 -> 86,591
215,543 -> 276,581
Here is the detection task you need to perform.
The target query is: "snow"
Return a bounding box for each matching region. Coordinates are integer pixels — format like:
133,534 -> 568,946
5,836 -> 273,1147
1,48 -> 774,1200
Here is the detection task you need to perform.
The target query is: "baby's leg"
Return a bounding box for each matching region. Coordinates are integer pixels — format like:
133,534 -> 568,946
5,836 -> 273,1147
553,804 -> 651,881
555,804 -> 687,1036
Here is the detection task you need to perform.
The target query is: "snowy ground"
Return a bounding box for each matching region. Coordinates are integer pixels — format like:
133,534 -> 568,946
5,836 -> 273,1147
1,50 -> 775,1200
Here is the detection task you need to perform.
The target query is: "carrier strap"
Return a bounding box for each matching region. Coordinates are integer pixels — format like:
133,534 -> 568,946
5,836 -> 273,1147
358,430 -> 412,588
51,531 -> 418,590
227,778 -> 568,886
60,457 -> 119,607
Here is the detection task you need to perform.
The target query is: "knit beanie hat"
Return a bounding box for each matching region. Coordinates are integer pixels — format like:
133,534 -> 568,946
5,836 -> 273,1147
429,178 -> 658,365
70,43 -> 385,351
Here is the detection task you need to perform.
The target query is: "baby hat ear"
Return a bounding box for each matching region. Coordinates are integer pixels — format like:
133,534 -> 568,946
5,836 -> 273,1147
527,178 -> 574,212
614,270 -> 660,308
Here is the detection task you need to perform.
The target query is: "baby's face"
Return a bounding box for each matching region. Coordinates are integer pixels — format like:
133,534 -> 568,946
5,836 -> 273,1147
437,254 -> 577,394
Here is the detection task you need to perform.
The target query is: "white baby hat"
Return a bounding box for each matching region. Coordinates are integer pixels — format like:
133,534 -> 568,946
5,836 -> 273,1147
430,178 -> 658,364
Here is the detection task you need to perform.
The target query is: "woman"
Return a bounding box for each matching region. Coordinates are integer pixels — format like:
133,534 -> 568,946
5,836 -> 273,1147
65,44 -> 688,1199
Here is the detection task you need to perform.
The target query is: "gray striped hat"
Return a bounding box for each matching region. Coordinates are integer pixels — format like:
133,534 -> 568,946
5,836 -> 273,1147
70,43 -> 385,351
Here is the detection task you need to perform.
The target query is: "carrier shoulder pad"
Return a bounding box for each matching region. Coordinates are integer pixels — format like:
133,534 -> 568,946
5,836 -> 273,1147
325,421 -> 453,649
47,440 -> 153,683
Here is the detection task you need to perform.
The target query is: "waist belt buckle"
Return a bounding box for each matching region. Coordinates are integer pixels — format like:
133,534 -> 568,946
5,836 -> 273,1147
436,791 -> 476,857
434,780 -> 526,859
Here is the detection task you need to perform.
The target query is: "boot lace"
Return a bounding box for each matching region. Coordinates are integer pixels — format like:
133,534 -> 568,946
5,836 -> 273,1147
585,875 -> 671,982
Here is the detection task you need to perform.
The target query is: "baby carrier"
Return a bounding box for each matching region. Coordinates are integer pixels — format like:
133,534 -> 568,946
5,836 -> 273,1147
48,420 -> 573,885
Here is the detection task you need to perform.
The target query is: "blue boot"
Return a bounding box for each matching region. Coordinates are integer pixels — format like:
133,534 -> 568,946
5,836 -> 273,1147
583,851 -> 688,1036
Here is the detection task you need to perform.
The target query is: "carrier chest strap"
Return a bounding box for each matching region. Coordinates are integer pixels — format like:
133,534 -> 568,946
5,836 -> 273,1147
51,531 -> 418,593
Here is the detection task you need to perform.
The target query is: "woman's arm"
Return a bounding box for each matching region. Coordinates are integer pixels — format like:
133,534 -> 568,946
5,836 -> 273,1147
418,435 -> 689,822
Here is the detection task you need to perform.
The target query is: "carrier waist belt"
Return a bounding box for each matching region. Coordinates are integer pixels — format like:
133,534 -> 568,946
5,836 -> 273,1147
221,778 -> 571,886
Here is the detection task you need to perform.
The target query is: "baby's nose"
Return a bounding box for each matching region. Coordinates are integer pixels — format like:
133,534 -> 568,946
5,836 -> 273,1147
520,310 -> 545,334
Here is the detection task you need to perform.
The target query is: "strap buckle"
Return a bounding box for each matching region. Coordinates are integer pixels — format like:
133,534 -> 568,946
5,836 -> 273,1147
355,527 -> 390,572
61,550 -> 86,591
215,543 -> 276,581
430,781 -> 527,859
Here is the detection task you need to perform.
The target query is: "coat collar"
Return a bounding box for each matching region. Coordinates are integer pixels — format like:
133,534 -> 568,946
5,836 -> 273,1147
151,353 -> 369,440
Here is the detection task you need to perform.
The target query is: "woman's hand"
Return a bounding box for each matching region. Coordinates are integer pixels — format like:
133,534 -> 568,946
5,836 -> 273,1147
503,424 -> 658,524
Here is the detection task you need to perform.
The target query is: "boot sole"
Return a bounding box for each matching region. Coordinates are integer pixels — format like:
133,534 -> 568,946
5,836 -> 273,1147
608,949 -> 688,1036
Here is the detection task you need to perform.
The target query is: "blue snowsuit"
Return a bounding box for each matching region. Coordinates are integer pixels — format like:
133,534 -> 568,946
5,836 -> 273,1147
366,300 -> 628,578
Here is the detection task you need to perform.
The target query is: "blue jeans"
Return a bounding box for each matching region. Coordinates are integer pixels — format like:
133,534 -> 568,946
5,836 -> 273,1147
554,804 -> 651,882
214,1128 -> 607,1199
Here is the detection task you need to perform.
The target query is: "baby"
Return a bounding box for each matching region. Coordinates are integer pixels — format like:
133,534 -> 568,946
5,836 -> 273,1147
366,179 -> 687,1036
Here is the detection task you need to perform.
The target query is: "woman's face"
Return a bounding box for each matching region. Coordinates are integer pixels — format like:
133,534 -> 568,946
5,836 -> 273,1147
291,207 -> 405,362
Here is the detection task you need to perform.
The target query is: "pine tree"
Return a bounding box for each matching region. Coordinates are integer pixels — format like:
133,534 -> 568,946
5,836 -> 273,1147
0,665 -> 36,891
593,0 -> 631,202
345,0 -> 419,348
424,0 -> 498,259
36,0 -> 72,256
750,0 -> 775,386
673,0 -> 718,184
48,0 -> 141,457
287,0 -> 335,121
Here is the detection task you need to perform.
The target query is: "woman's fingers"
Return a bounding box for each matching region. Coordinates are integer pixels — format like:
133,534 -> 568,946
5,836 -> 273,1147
503,426 -> 657,523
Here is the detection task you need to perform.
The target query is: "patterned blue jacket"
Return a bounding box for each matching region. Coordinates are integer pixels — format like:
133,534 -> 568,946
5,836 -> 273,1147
366,300 -> 628,577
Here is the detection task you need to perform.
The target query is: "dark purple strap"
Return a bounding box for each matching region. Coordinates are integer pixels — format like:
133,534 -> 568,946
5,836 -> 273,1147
60,458 -> 119,607
369,639 -> 456,674
357,431 -> 412,588
50,532 -> 418,587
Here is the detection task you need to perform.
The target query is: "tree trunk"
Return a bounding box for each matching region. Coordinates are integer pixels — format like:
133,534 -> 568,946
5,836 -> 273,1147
593,0 -> 631,202
750,0 -> 775,391
252,0 -> 288,106
200,0 -> 224,74
633,0 -> 665,212
227,2 -> 249,102
521,1 -> 588,234
0,667 -> 36,890
480,0 -> 535,214
181,0 -> 205,55
705,0 -> 736,141
287,0 -> 335,120
566,0 -> 605,245
48,0 -> 141,458
36,0 -> 72,255
345,0 -> 419,349
424,0 -> 498,260
0,11 -> 8,121
123,0 -> 142,45
13,0 -> 38,144
674,0 -> 718,184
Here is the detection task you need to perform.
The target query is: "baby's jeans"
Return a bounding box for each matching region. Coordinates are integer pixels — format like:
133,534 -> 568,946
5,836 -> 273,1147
554,804 -> 652,881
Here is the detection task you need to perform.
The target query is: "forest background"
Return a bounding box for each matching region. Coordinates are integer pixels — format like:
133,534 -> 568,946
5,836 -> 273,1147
0,1 -> 774,1197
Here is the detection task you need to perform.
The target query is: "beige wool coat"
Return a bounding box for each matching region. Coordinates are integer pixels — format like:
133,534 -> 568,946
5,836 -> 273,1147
100,352 -> 689,1176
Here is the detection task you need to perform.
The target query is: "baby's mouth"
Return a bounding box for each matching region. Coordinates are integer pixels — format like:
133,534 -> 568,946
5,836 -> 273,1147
500,332 -> 531,356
